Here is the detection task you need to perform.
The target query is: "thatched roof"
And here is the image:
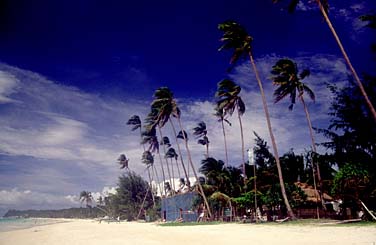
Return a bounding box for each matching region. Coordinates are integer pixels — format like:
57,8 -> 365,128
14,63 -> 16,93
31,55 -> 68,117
295,182 -> 333,203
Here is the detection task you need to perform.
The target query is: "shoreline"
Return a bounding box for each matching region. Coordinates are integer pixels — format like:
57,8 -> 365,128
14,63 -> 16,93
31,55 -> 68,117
0,219 -> 375,244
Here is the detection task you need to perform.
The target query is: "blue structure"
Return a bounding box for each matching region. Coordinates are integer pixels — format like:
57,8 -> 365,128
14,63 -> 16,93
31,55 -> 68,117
161,192 -> 199,222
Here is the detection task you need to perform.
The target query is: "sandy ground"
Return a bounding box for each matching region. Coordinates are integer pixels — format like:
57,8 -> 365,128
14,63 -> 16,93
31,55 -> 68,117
0,219 -> 376,245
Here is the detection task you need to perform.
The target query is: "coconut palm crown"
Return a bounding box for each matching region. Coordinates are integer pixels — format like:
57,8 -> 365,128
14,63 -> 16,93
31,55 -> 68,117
216,79 -> 245,117
218,21 -> 252,68
126,115 -> 142,131
271,59 -> 315,110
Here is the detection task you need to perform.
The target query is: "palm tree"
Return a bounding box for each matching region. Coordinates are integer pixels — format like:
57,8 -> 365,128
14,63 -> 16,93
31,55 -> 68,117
214,106 -> 231,167
127,115 -> 142,134
215,79 -> 246,179
141,126 -> 166,196
117,154 -> 129,169
273,0 -> 376,122
142,150 -> 157,205
271,58 -> 324,216
127,114 -> 156,194
218,20 -> 295,218
151,87 -> 212,218
79,191 -> 93,208
193,121 -> 210,157
159,135 -> 174,192
166,147 -> 181,181
149,88 -> 190,187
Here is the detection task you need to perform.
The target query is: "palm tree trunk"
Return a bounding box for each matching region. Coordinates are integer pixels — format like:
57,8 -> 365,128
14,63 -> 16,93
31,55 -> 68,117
170,158 -> 176,191
248,51 -> 295,219
175,158 -> 181,179
156,149 -> 167,197
140,128 -> 155,206
137,184 -> 150,220
157,126 -> 174,196
254,163 -> 258,222
169,119 -> 190,186
300,96 -> 326,213
316,0 -> 376,122
176,117 -> 213,218
151,164 -> 163,198
221,119 -> 229,167
147,167 -> 155,207
238,110 -> 246,179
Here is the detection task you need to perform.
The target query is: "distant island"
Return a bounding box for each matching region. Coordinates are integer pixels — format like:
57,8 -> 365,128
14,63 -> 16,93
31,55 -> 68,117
3,207 -> 105,219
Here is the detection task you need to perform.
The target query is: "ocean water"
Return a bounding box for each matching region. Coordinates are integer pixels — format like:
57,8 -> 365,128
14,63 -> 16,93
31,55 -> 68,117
0,217 -> 65,232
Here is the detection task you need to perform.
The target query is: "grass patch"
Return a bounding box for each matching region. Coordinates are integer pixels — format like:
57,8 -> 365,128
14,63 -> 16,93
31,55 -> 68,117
158,221 -> 224,227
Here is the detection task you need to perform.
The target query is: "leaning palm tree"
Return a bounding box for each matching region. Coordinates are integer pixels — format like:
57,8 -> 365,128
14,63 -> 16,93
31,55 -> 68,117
193,121 -> 210,157
148,90 -> 190,187
215,79 -> 246,179
176,130 -> 190,176
166,147 -> 181,181
218,21 -> 295,218
159,135 -> 174,192
273,0 -> 376,122
271,58 -> 324,216
141,126 -> 166,196
151,87 -> 212,218
142,150 -> 157,205
214,106 -> 231,167
127,115 -> 156,192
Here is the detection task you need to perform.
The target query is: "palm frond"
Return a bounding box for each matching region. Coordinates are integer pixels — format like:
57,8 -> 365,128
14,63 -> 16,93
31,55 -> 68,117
299,69 -> 310,80
177,130 -> 188,141
237,97 -> 246,115
302,83 -> 316,102
218,20 -> 252,68
126,115 -> 141,131
160,136 -> 171,147
193,121 -> 207,138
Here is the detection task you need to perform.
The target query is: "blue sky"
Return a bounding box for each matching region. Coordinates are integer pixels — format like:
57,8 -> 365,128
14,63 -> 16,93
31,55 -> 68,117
0,0 -> 375,214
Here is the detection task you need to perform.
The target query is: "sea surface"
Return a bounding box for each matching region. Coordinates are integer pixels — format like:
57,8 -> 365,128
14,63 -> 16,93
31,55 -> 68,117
0,217 -> 66,232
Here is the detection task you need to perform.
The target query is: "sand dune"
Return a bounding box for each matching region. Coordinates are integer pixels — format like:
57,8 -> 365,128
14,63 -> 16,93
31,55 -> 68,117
1,219 -> 376,245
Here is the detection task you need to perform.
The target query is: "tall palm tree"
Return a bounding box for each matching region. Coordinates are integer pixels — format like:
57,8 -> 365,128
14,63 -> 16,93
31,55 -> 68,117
142,150 -> 157,205
215,79 -> 246,179
159,134 -> 174,193
79,191 -> 93,208
273,0 -> 376,122
141,126 -> 166,196
193,121 -> 210,157
214,106 -> 231,167
151,87 -> 212,218
218,20 -> 295,218
127,115 -> 156,193
166,147 -> 181,180
271,58 -> 324,216
149,89 -> 190,186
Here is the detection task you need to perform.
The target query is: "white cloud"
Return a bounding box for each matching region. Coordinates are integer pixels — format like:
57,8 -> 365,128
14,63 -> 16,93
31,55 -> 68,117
0,71 -> 19,103
0,188 -> 80,210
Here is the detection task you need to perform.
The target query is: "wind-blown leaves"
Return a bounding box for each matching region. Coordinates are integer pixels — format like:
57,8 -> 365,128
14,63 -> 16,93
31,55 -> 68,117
165,147 -> 178,160
160,136 -> 171,147
271,58 -> 315,110
126,115 -> 141,131
142,151 -> 154,168
218,21 -> 253,70
177,130 -> 188,141
198,136 -> 209,146
118,154 -> 129,169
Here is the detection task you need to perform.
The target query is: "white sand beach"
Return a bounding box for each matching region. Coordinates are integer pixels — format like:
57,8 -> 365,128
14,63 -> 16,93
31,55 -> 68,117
1,220 -> 376,245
